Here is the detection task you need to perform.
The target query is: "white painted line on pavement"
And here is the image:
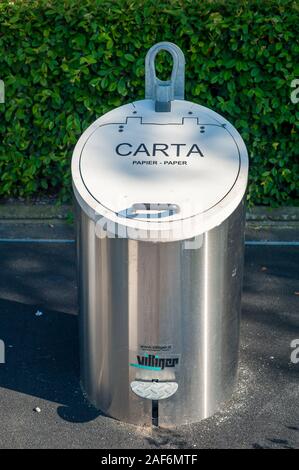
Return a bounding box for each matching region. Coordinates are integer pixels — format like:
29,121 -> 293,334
0,239 -> 298,246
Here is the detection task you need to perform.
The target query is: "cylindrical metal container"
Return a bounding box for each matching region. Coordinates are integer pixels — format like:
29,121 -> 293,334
72,42 -> 249,426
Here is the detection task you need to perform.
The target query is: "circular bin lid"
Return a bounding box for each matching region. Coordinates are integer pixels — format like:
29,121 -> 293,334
72,99 -> 248,242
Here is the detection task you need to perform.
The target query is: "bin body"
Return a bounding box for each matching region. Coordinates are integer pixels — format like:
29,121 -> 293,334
72,42 -> 249,426
76,200 -> 245,426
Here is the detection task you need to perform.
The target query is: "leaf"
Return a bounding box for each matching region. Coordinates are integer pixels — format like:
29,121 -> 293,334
117,77 -> 127,96
124,53 -> 135,62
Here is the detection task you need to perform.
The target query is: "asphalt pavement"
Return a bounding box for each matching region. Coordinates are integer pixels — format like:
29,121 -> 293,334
0,224 -> 298,449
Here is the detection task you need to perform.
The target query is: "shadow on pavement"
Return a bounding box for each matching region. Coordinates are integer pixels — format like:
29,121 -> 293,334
0,297 -> 102,423
0,242 -> 103,423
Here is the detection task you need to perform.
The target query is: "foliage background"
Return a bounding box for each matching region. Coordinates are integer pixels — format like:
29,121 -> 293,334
0,0 -> 298,205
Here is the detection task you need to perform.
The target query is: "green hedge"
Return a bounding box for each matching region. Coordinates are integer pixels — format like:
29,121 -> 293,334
0,0 -> 298,205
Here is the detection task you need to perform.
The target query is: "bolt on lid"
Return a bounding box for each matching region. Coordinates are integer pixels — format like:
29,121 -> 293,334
72,42 -> 248,242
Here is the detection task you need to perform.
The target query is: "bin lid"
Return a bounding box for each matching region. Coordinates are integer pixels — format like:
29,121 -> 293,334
72,43 -> 248,242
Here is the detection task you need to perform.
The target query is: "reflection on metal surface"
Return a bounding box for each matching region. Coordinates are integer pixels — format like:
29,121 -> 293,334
203,232 -> 209,417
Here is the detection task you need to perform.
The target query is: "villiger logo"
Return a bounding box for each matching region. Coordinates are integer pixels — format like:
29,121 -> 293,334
130,353 -> 180,371
116,143 -> 204,158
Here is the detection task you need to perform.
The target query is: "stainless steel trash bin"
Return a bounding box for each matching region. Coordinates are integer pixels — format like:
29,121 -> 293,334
72,42 -> 249,426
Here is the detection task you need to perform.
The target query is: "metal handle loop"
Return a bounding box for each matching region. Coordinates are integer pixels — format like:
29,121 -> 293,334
145,42 -> 185,112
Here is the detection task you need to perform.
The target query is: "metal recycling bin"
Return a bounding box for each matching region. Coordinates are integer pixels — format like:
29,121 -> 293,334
71,42 -> 249,426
